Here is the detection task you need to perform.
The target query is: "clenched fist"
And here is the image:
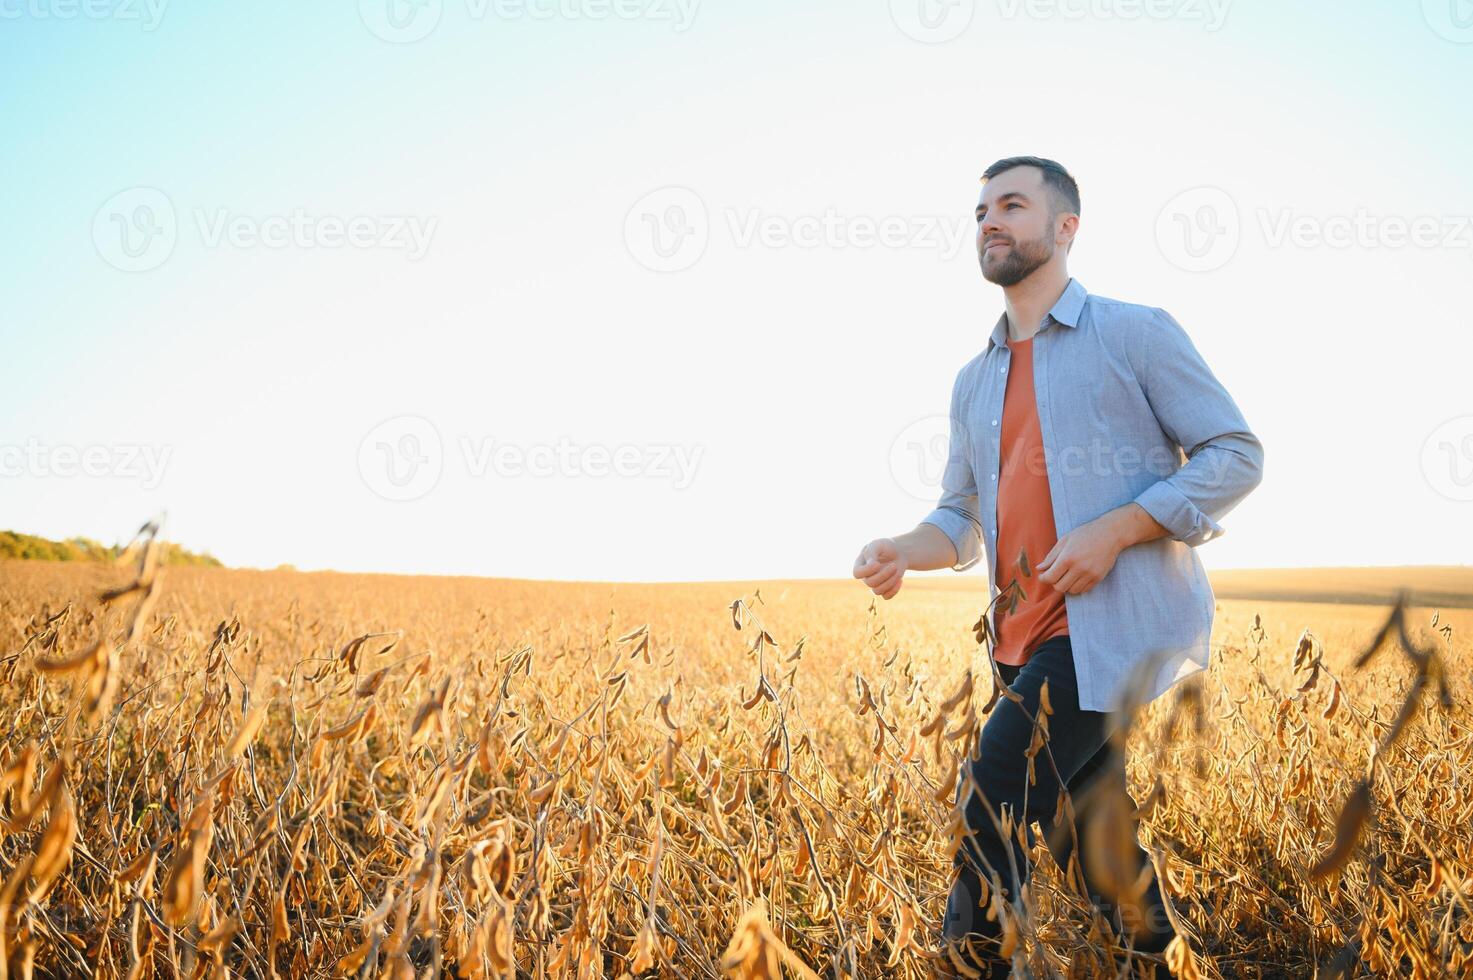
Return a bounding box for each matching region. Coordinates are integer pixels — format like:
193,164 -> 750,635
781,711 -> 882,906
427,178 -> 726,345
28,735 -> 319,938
853,538 -> 907,600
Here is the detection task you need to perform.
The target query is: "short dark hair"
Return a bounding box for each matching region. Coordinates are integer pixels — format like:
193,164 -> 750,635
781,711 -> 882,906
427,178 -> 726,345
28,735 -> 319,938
980,156 -> 1081,218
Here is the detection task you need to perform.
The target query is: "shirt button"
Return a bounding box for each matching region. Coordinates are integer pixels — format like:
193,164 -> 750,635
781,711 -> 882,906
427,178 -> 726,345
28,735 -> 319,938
1000,367 -> 1007,374
991,473 -> 997,481
991,419 -> 998,426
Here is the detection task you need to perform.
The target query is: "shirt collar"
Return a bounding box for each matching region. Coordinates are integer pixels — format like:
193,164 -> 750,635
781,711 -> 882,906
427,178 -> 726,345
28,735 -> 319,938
987,277 -> 1088,353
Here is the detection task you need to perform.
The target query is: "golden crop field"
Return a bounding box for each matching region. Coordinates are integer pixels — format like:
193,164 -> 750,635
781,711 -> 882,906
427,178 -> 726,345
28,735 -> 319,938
1,542 -> 1469,979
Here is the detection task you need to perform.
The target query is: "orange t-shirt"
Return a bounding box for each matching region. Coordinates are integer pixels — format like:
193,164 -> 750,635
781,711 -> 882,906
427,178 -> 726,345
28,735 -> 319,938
992,335 -> 1069,666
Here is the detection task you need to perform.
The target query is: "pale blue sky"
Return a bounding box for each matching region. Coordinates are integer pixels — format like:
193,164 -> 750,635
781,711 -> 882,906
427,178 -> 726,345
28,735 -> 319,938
3,1 -> 1471,581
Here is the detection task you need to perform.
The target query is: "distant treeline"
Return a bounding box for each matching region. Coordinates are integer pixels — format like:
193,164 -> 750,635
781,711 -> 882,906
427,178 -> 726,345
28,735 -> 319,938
0,530 -> 222,567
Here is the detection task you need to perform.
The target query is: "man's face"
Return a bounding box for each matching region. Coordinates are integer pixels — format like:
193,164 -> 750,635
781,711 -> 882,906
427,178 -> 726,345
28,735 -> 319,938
976,166 -> 1061,286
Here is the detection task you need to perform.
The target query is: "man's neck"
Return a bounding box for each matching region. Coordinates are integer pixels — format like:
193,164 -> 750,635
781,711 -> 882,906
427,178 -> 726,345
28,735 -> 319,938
1002,266 -> 1071,342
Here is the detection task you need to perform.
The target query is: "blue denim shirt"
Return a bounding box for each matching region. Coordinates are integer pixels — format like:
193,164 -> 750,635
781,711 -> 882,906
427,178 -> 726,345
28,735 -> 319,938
921,278 -> 1264,713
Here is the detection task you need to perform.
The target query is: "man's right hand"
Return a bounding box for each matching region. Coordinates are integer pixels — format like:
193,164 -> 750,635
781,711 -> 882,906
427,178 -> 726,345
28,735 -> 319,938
853,538 -> 907,600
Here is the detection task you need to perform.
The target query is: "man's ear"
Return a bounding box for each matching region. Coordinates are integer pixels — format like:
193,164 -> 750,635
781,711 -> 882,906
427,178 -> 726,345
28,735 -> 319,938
1057,212 -> 1079,251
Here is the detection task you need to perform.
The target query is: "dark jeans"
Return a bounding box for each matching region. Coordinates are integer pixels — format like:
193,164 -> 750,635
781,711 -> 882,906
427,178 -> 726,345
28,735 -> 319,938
942,635 -> 1173,976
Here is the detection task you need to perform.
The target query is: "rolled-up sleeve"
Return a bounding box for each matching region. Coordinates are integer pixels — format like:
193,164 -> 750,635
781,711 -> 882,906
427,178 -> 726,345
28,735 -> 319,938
1131,308 -> 1264,548
919,369 -> 984,571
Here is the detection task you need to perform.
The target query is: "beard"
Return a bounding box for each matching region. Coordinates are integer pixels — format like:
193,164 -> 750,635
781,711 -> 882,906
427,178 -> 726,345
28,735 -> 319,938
979,231 -> 1054,286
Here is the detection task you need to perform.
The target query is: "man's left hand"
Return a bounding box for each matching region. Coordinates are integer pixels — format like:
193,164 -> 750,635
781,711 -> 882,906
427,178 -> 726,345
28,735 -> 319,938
1035,516 -> 1127,595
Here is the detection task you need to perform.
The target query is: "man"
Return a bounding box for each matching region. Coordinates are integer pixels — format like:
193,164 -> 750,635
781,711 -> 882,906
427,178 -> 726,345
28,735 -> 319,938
851,157 -> 1264,976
